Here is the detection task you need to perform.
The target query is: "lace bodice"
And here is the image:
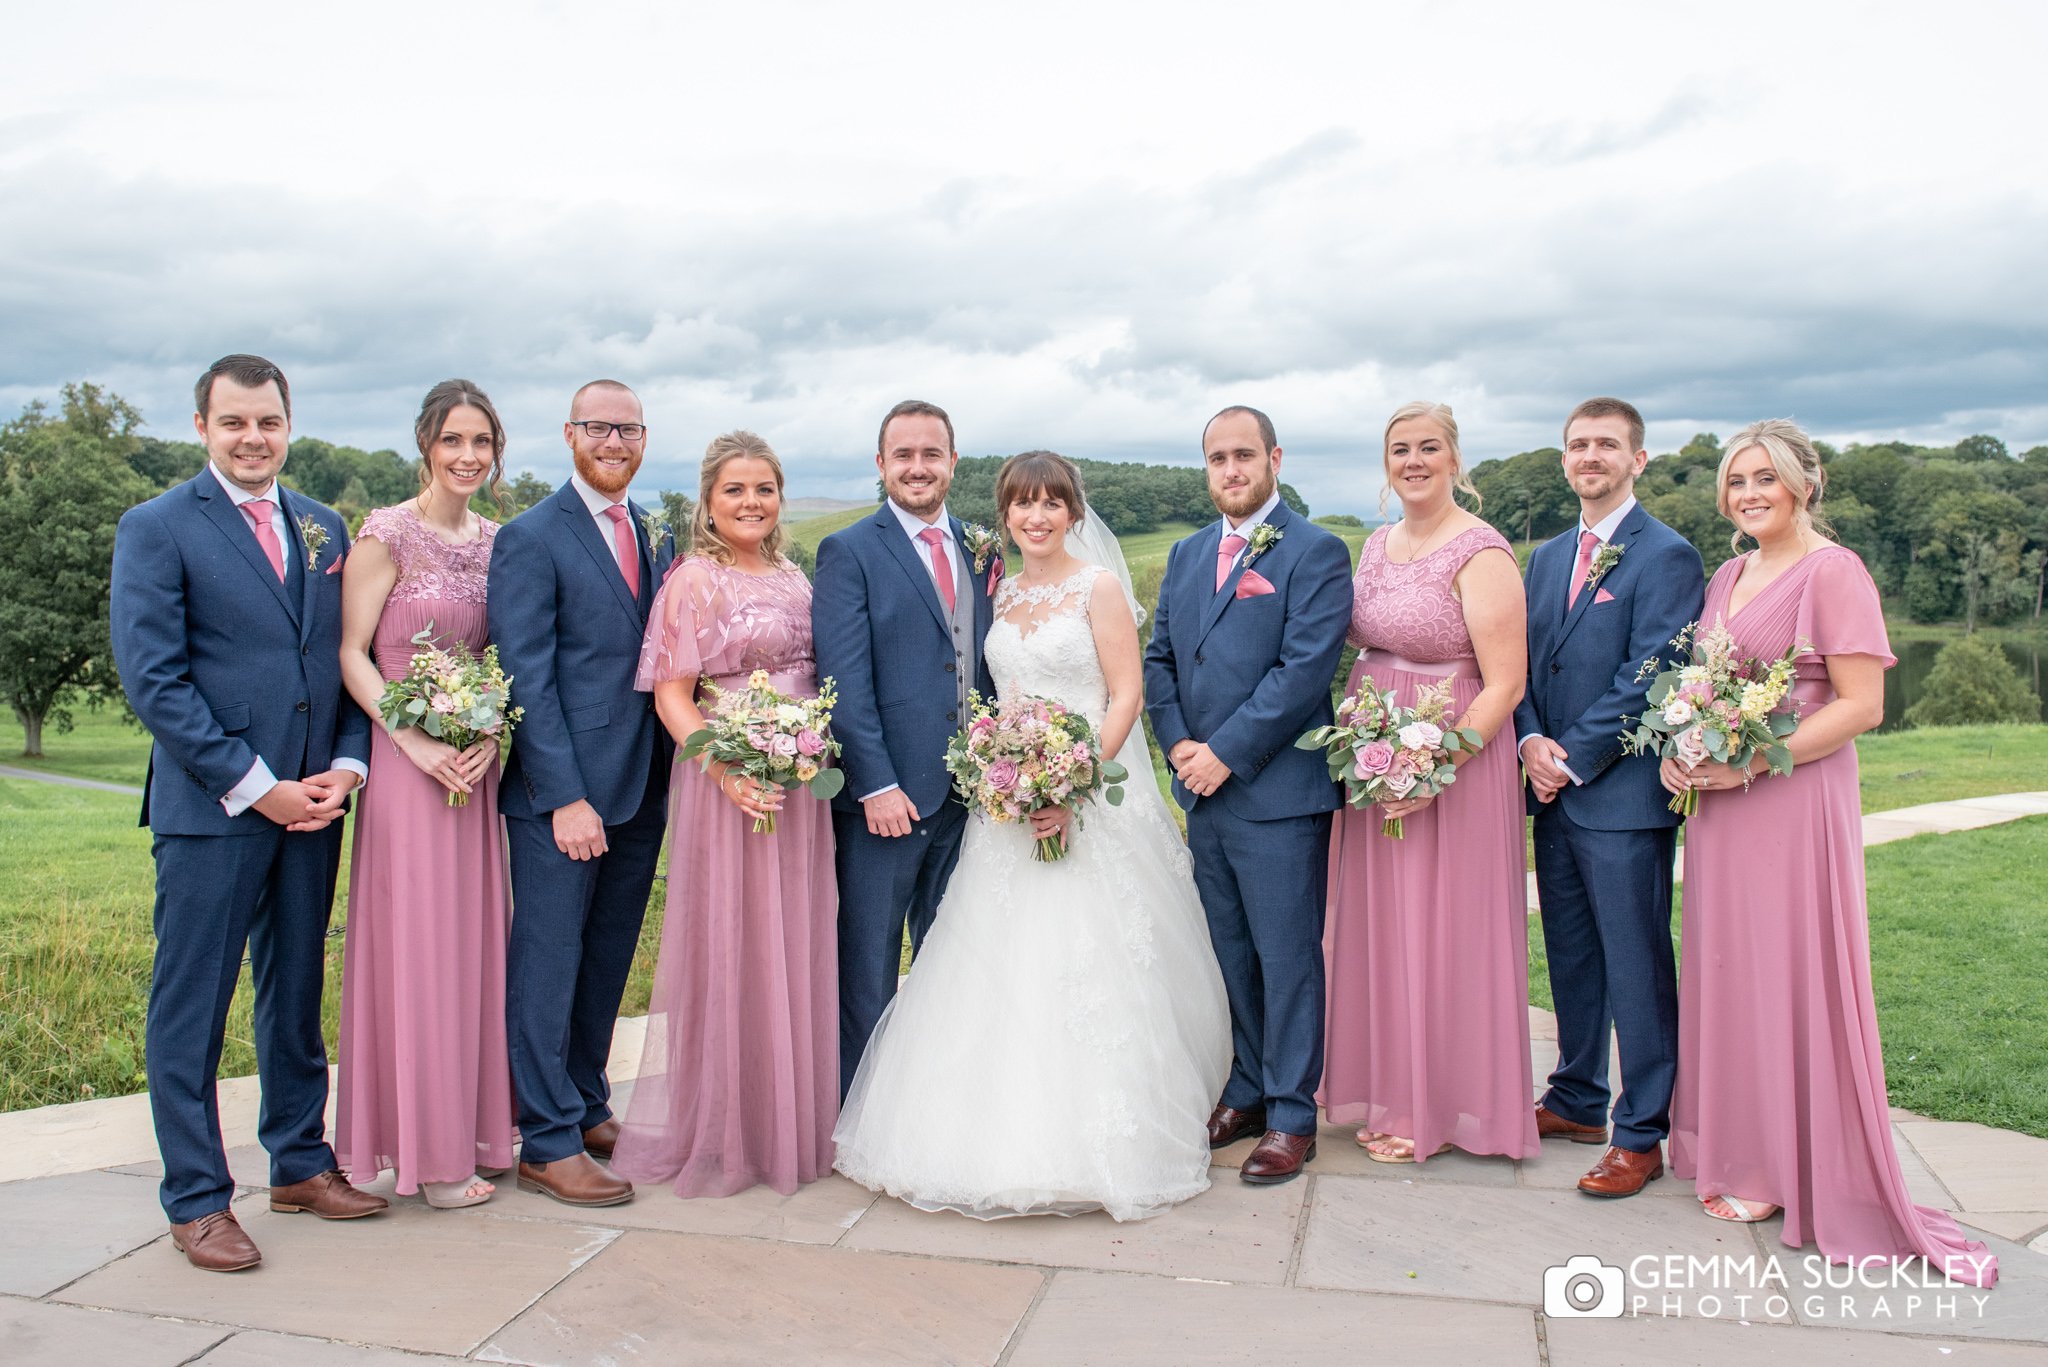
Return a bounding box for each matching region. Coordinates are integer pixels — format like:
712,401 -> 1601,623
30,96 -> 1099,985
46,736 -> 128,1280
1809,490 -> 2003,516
1348,523 -> 1513,662
986,565 -> 1113,727
358,503 -> 495,607
636,555 -> 818,696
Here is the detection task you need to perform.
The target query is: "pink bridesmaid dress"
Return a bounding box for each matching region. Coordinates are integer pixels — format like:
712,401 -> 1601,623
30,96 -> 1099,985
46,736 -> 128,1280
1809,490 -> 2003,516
1319,524 -> 1538,1159
1670,545 -> 1995,1287
335,504 -> 516,1194
611,555 -> 839,1198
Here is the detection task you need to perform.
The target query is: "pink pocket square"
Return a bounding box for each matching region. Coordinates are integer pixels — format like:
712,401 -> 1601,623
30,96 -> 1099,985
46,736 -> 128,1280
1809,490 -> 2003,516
1593,586 -> 1615,604
325,554 -> 344,575
1235,569 -> 1275,599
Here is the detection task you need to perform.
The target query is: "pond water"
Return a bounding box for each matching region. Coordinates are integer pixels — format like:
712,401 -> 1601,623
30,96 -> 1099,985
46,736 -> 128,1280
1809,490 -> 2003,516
1882,638 -> 2044,731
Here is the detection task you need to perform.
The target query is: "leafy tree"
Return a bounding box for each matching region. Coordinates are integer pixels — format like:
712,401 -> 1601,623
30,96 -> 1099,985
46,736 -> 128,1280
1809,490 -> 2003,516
1923,490 -> 2031,632
1952,434 -> 2010,463
0,393 -> 153,755
1316,513 -> 1366,528
1903,636 -> 2040,727
488,470 -> 554,519
1470,447 -> 1573,544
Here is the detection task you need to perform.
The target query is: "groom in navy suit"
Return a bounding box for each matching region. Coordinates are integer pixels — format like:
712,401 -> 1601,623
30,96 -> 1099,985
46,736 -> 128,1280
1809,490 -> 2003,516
812,399 -> 997,1096
112,354 -> 387,1272
1144,406 -> 1351,1185
489,379 -> 673,1207
1515,396 -> 1704,1198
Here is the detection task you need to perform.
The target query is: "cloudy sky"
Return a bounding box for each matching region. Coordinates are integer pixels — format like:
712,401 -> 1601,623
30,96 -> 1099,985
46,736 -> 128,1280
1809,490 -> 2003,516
5,0 -> 2044,515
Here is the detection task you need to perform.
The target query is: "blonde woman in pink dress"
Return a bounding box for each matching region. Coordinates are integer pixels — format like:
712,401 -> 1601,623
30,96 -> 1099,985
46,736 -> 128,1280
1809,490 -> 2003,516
610,431 -> 838,1198
1320,402 -> 1537,1164
1665,419 -> 1995,1287
335,380 -> 516,1208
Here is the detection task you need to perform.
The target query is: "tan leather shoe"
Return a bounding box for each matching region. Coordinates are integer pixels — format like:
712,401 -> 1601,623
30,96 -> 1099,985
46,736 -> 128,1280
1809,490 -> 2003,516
269,1169 -> 390,1219
1205,1103 -> 1267,1150
1576,1144 -> 1664,1198
169,1209 -> 261,1272
518,1153 -> 634,1207
582,1117 -> 621,1159
1239,1130 -> 1316,1185
1535,1104 -> 1609,1145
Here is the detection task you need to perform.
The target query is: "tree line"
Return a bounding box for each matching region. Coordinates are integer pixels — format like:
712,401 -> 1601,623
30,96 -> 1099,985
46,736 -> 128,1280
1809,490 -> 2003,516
1470,433 -> 2048,632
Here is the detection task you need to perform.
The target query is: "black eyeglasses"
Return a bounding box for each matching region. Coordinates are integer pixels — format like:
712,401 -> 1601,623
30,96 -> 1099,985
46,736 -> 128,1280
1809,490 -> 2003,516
570,421 -> 647,441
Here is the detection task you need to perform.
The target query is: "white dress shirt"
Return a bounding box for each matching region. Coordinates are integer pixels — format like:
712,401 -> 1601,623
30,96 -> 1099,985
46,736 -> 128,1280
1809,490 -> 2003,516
861,500 -> 969,802
207,462 -> 368,816
570,471 -> 637,577
1522,495 -> 1639,786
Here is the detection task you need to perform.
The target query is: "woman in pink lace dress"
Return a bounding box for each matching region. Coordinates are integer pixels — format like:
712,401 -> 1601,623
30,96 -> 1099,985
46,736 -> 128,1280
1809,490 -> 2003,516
1666,420 -> 1994,1287
335,381 -> 516,1208
1320,402 -> 1536,1163
610,431 -> 838,1198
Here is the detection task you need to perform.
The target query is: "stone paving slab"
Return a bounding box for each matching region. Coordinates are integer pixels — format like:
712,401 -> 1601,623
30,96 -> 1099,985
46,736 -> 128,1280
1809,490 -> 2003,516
1210,1122 -> 1520,1184
195,1328 -> 473,1365
0,1169 -> 173,1297
480,1170 -> 877,1246
476,1229 -> 1043,1366
1957,1212 -> 2048,1246
1896,1122 -> 2048,1213
55,1191 -> 618,1356
1545,1312 -> 2048,1365
1004,1270 -> 1542,1365
840,1173 -> 1303,1284
1792,1229 -> 2046,1343
0,1296 -> 226,1367
109,1142 -> 274,1191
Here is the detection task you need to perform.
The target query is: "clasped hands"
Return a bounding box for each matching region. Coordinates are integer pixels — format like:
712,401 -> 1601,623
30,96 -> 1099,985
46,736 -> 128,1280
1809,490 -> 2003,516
252,768 -> 362,832
1658,755 -> 1753,797
1168,739 -> 1232,799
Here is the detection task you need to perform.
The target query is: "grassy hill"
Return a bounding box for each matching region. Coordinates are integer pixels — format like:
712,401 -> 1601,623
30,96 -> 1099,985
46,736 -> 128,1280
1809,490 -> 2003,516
783,503 -> 878,551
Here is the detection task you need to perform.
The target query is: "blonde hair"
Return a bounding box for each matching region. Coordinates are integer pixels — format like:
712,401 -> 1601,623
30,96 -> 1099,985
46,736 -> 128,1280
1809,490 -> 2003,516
690,430 -> 788,565
1717,417 -> 1831,552
1380,400 -> 1482,517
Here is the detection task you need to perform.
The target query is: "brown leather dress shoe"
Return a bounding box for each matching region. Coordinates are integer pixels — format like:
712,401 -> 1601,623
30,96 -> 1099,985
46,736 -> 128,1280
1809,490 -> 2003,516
1240,1130 -> 1316,1185
1576,1144 -> 1664,1198
269,1169 -> 390,1219
169,1209 -> 262,1272
1535,1104 -> 1609,1145
1205,1103 -> 1268,1150
582,1117 -> 621,1159
518,1153 -> 634,1207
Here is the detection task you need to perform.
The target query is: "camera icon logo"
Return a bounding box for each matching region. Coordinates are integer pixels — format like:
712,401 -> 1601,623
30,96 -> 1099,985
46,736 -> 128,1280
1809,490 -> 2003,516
1543,1255 -> 1624,1318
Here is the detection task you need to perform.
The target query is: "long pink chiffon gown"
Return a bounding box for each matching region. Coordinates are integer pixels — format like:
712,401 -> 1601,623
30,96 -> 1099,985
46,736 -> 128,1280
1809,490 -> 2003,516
1319,524 -> 1539,1160
611,554 -> 839,1198
1670,545 -> 1996,1287
335,503 -> 516,1194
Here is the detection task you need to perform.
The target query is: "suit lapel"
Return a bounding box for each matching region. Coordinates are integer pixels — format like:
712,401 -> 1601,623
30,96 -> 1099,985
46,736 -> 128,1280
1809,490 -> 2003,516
278,487 -> 318,639
195,473 -> 298,622
874,506 -> 953,639
1552,504 -> 1644,656
557,484 -> 644,626
954,513 -> 994,649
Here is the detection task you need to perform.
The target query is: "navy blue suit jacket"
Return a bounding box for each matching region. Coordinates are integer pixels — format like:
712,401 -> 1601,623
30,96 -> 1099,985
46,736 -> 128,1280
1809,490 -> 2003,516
1143,502 -> 1351,821
1512,502 -> 1705,831
488,482 -> 673,826
111,471 -> 368,837
810,505 -> 996,819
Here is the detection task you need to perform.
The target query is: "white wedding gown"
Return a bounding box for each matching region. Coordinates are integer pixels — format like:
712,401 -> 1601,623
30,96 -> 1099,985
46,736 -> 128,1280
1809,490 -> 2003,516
833,565 -> 1232,1221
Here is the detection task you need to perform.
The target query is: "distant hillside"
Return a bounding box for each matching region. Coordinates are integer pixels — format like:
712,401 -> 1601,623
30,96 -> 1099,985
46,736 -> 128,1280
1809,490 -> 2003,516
782,496 -> 873,517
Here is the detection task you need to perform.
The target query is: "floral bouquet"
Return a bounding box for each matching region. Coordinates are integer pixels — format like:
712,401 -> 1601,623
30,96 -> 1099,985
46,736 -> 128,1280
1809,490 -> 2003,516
945,691 -> 1128,861
679,670 -> 847,833
376,625 -> 523,806
1295,676 -> 1482,838
1621,621 -> 1806,816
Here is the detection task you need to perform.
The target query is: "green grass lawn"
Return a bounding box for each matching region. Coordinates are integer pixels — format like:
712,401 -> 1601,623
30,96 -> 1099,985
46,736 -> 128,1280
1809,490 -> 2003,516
1855,724 -> 2048,812
0,707 -> 153,786
782,503 -> 878,552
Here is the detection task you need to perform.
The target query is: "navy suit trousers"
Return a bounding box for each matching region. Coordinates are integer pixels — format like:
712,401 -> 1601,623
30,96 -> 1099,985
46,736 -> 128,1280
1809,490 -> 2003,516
1532,802 -> 1679,1153
833,799 -> 968,1098
504,762 -> 667,1164
147,825 -> 342,1222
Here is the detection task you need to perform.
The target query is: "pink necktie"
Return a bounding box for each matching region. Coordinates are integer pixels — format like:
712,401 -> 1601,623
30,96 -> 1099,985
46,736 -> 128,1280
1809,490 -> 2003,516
1215,532 -> 1247,592
1568,529 -> 1600,609
242,498 -> 286,582
602,504 -> 640,598
918,527 -> 956,613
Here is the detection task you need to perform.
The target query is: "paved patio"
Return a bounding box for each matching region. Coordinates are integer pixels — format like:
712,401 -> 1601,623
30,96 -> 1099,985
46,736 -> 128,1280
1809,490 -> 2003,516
5,797 -> 2045,1364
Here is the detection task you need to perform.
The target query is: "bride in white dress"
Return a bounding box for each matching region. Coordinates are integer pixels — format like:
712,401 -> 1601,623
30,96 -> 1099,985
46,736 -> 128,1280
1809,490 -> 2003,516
833,451 -> 1231,1222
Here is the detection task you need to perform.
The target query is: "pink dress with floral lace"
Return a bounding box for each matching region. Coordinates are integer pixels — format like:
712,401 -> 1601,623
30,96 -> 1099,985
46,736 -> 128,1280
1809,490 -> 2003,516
1319,524 -> 1538,1159
335,503 -> 516,1194
610,555 -> 839,1197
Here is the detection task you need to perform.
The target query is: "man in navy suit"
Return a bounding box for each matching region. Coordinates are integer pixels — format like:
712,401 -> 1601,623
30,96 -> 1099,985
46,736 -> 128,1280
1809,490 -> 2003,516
488,379 -> 673,1207
812,399 -> 997,1097
112,354 -> 387,1272
1515,396 -> 1705,1198
1143,406 -> 1351,1185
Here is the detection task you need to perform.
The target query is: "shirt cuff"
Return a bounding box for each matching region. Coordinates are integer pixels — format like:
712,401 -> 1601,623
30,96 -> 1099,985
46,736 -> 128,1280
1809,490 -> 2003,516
858,783 -> 901,802
333,757 -> 368,787
222,757 -> 279,817
1559,759 -> 1583,786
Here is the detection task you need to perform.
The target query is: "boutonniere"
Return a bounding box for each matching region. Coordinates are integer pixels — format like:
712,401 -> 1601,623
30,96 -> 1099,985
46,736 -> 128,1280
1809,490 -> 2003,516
1243,522 -> 1283,568
640,507 -> 672,549
1586,541 -> 1626,588
961,523 -> 1001,575
298,514 -> 330,569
